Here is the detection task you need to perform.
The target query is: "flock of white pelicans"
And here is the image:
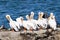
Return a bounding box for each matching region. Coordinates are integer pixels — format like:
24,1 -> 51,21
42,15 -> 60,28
6,12 -> 57,32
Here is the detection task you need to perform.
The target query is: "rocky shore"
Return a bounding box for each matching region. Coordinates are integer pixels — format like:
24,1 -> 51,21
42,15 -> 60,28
0,25 -> 60,40
0,29 -> 60,40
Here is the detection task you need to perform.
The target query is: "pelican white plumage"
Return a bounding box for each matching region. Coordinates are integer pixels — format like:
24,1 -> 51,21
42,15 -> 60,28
30,11 -> 34,19
42,12 -> 48,28
16,17 -> 24,29
6,15 -> 19,31
48,13 -> 57,30
21,15 -> 30,30
23,15 -> 36,30
30,12 -> 38,29
38,12 -> 47,29
38,12 -> 44,28
42,18 -> 48,28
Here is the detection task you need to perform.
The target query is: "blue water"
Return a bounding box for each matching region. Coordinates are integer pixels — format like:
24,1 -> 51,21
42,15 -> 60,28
0,0 -> 60,29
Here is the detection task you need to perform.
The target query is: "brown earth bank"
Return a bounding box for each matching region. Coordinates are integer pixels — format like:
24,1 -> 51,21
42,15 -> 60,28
0,29 -> 60,40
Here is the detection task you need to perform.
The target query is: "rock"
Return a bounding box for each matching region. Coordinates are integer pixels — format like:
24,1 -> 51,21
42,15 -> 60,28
0,29 -> 60,40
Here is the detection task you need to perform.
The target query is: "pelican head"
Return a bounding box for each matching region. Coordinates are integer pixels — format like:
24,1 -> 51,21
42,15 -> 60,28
16,17 -> 24,22
38,12 -> 44,19
30,12 -> 34,19
19,17 -> 24,22
50,13 -> 54,17
40,12 -> 44,16
20,17 -> 24,20
26,15 -> 30,20
31,11 -> 34,16
6,15 -> 11,21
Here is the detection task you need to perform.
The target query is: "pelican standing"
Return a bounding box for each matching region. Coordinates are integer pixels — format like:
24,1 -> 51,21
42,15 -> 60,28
22,15 -> 31,30
23,15 -> 35,30
30,12 -> 38,30
38,12 -> 44,28
6,15 -> 19,31
16,17 -> 24,29
38,12 -> 47,29
48,13 -> 57,30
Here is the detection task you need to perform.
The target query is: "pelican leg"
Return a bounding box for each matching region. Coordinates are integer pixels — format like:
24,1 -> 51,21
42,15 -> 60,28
11,28 -> 15,32
23,27 -> 27,31
39,26 -> 43,30
30,27 -> 33,31
19,26 -> 24,31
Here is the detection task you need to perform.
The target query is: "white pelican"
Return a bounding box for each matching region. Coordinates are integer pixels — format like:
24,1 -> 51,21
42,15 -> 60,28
30,12 -> 38,29
16,17 -> 24,29
38,12 -> 44,28
16,15 -> 32,31
48,13 -> 57,30
37,12 -> 47,29
30,11 -> 34,19
23,15 -> 36,30
6,15 -> 19,31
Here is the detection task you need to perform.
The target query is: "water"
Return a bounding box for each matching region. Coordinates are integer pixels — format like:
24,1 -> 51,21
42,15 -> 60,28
0,0 -> 60,29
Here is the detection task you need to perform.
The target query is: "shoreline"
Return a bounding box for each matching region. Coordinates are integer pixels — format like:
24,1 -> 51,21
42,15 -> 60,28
0,29 -> 60,40
0,26 -> 60,40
